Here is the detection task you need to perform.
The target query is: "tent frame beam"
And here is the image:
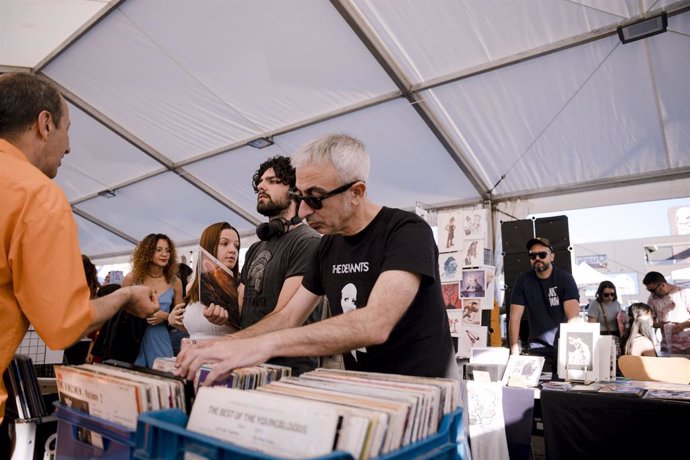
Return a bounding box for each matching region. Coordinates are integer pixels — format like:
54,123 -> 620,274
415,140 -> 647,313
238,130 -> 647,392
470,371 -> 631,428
331,0 -> 491,201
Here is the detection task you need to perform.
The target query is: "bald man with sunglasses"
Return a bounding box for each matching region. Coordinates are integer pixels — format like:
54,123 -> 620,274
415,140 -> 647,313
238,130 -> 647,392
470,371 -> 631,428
176,133 -> 456,383
509,237 -> 580,373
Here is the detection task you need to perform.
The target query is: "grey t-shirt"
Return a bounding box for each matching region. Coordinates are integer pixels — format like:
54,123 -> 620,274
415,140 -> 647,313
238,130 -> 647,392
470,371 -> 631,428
240,223 -> 321,374
587,299 -> 622,334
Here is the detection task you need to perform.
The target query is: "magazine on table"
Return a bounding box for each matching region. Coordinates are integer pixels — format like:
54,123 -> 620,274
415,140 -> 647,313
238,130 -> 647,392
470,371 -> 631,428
643,389 -> 690,400
597,382 -> 646,397
198,245 -> 240,329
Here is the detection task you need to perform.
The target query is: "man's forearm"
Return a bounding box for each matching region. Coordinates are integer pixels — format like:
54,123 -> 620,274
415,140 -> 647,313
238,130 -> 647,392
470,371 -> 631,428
256,306 -> 384,360
86,287 -> 132,334
230,307 -> 298,339
508,320 -> 520,352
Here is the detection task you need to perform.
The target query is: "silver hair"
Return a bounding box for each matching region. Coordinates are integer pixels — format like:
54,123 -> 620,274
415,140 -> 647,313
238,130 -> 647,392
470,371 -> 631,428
291,133 -> 370,183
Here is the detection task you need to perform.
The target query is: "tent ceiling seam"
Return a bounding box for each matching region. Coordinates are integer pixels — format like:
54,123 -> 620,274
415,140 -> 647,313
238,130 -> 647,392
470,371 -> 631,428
491,166 -> 690,204
33,0 -> 127,73
50,79 -> 262,234
116,7 -> 266,136
175,91 -> 401,167
410,0 -> 690,94
0,65 -> 32,73
642,35 -> 672,170
494,41 -> 620,194
562,0 -> 628,19
69,169 -> 167,206
51,79 -> 174,168
331,0 -> 491,200
174,168 -> 262,227
71,206 -> 138,245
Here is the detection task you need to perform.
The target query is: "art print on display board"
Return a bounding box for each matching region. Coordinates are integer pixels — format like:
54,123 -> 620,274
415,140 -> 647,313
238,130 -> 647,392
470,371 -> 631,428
460,269 -> 485,298
462,210 -> 487,240
566,333 -> 593,371
461,299 -> 481,325
437,211 -> 462,252
441,282 -> 462,309
456,325 -> 487,358
462,239 -> 484,267
558,322 -> 600,381
466,381 -> 510,460
501,355 -> 545,387
447,309 -> 462,336
439,252 -> 461,283
481,267 -> 496,310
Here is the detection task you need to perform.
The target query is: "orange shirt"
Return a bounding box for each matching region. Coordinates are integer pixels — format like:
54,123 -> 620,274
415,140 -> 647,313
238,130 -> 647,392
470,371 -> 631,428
0,139 -> 93,421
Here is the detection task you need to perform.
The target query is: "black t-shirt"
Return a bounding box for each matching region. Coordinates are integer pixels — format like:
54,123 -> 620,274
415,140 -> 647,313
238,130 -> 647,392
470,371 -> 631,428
511,266 -> 579,348
302,207 -> 453,377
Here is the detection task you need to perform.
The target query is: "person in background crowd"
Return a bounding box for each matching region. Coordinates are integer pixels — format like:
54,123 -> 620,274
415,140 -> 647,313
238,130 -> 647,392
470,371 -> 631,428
0,72 -> 157,423
200,156 -> 324,375
643,271 -> 690,355
63,255 -> 102,364
177,260 -> 194,297
509,237 -> 580,373
175,133 -> 456,383
88,284 -> 135,363
169,259 -> 194,355
587,280 -> 624,336
239,155 -> 323,375
123,233 -> 183,367
620,303 -> 657,356
168,222 -> 240,341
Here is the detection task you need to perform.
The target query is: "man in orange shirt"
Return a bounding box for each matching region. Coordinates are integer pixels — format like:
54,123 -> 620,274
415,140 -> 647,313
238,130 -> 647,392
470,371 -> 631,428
0,73 -> 159,422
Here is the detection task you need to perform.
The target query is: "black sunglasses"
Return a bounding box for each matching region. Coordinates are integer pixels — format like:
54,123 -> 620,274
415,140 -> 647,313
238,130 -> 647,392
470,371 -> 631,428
528,251 -> 550,260
602,292 -> 615,298
289,181 -> 360,210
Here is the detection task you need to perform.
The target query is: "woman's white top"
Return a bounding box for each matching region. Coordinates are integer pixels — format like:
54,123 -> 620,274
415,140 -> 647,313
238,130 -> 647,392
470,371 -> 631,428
183,301 -> 236,340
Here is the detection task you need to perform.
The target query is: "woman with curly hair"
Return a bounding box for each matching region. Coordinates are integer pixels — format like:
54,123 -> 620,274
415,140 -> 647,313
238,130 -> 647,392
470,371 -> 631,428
122,233 -> 183,367
168,222 -> 240,340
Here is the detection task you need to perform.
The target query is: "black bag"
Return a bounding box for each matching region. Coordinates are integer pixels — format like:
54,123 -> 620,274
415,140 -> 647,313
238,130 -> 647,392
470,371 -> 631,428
91,311 -> 147,363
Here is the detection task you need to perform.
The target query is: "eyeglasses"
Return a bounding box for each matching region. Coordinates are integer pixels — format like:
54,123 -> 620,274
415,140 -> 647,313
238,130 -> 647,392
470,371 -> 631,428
528,251 -> 550,260
602,293 -> 615,298
646,284 -> 661,294
289,181 -> 360,210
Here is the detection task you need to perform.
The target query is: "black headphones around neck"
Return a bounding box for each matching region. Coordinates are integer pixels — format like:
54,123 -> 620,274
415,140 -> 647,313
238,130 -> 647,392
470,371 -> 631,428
256,215 -> 302,241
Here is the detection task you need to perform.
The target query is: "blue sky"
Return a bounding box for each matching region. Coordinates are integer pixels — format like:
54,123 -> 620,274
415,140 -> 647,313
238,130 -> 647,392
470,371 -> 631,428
531,197 -> 690,244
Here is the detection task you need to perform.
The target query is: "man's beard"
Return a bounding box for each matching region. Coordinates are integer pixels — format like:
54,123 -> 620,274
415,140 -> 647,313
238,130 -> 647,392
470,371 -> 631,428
257,197 -> 290,218
533,262 -> 551,273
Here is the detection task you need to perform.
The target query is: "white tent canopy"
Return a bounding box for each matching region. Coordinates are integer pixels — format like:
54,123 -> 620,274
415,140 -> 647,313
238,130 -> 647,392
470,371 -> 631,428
2,0 -> 689,262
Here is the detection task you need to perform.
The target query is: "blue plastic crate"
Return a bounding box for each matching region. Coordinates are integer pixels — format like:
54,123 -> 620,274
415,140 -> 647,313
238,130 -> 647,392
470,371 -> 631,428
134,407 -> 464,460
54,402 -> 136,459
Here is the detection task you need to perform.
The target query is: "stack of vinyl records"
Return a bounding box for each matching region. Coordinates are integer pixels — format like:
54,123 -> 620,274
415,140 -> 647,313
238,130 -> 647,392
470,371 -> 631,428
186,368 -> 461,459
53,360 -> 196,430
3,354 -> 47,420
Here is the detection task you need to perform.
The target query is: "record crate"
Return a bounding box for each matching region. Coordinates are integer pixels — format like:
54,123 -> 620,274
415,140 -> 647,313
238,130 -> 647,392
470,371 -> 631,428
53,402 -> 137,459
134,407 -> 465,460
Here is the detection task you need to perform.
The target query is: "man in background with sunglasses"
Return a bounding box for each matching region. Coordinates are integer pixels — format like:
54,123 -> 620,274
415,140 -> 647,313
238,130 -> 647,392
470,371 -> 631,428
508,237 -> 580,373
643,271 -> 690,355
176,133 -> 456,382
